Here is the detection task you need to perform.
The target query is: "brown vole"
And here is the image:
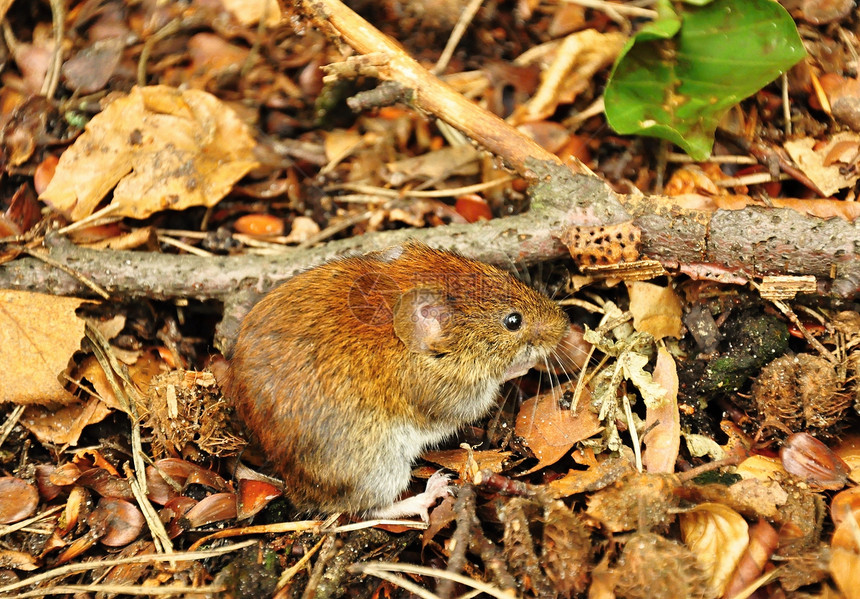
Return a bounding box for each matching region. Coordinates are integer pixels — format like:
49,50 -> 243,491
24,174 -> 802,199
223,242 -> 568,519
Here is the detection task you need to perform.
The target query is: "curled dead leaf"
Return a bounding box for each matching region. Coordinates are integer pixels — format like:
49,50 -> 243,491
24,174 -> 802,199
88,498 -> 144,547
781,432 -> 849,490
184,492 -> 238,528
236,478 -> 282,520
642,347 -> 680,473
0,477 -> 39,524
679,502 -> 749,597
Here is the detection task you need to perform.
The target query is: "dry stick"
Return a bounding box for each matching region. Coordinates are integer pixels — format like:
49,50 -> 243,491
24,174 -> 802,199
24,248 -> 111,299
14,583 -> 226,598
0,541 -> 257,596
437,485 -> 476,599
351,562 -> 512,599
0,505 -> 63,540
41,0 -> 65,99
0,405 -> 25,450
295,0 -> 579,178
301,533 -> 338,599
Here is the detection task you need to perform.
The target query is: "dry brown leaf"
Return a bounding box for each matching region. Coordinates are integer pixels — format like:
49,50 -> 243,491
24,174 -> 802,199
627,282 -> 682,340
186,34 -> 251,90
21,397 -> 112,446
384,145 -> 481,184
516,385 -> 602,473
642,347 -> 680,473
0,290 -> 88,405
0,549 -> 40,571
722,519 -> 778,598
735,454 -> 786,481
0,0 -> 14,24
40,85 -> 260,221
62,39 -> 124,94
664,164 -> 724,196
510,30 -> 625,125
831,546 -> 860,599
219,0 -> 283,27
679,503 -> 749,597
76,356 -> 121,411
784,133 -> 860,196
283,215 -> 321,244
0,477 -> 39,524
323,128 -> 364,163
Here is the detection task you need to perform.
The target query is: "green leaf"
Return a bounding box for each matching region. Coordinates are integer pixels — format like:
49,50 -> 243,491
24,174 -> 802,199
604,0 -> 806,160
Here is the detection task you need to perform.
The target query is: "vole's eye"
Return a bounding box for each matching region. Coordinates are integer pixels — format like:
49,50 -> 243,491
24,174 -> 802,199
503,312 -> 523,331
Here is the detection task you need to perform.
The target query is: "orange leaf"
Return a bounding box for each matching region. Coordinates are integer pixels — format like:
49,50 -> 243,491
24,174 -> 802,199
0,291 -> 88,405
516,386 -> 602,473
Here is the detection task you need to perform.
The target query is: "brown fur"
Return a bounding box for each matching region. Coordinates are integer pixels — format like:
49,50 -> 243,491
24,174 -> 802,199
223,242 -> 568,514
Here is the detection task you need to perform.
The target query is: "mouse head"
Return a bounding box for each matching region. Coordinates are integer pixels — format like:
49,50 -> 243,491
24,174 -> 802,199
386,243 -> 569,381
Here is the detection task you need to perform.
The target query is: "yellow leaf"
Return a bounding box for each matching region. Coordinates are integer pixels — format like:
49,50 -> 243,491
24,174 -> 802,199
680,502 -> 749,597
40,85 -> 260,221
627,280 -> 682,340
0,291 -> 87,405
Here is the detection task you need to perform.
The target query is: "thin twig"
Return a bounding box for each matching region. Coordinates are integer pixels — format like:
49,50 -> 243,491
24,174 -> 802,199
124,463 -> 174,555
564,0 -> 658,18
13,584 -> 227,598
188,520 -> 326,551
138,17 -> 187,86
41,0 -> 65,99
157,234 -> 215,257
667,152 -> 758,165
0,505 -> 63,539
0,404 -> 25,450
24,248 -> 111,299
437,485 -> 475,599
676,455 -> 746,482
715,172 -> 790,188
351,562 -> 512,599
278,537 -> 325,588
359,570 -> 442,599
0,541 -> 257,596
326,176 -> 513,198
760,293 -> 838,365
433,0 -> 484,75
301,533 -> 338,599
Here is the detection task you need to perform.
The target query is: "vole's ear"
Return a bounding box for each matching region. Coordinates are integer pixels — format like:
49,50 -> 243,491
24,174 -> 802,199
393,287 -> 453,354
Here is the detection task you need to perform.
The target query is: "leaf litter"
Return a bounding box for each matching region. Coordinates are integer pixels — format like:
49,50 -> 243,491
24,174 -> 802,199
0,0 -> 857,598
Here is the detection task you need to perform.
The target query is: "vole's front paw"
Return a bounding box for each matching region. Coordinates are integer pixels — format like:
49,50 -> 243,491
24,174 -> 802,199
367,470 -> 453,522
